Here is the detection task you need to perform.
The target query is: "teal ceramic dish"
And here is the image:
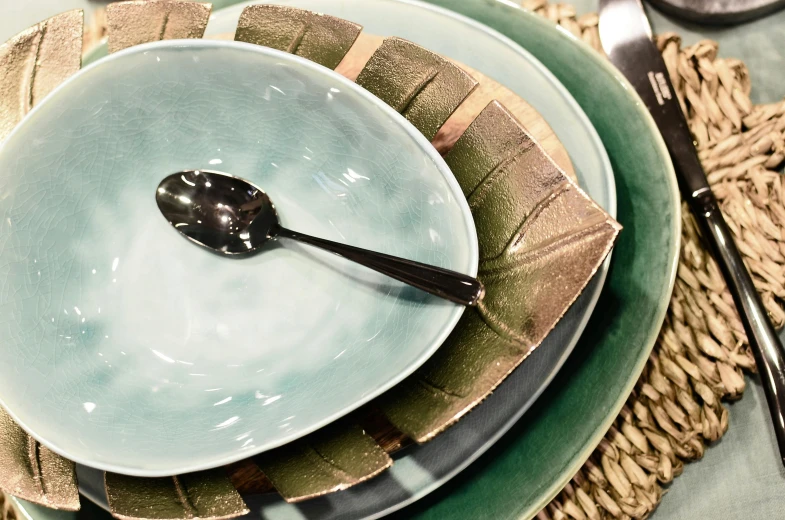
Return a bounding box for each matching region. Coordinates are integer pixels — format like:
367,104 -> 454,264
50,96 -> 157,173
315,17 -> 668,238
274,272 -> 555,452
74,0 -> 621,514
0,40 -> 478,477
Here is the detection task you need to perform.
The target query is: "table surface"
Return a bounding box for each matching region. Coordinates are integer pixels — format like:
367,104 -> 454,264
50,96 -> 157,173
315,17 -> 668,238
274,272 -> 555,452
2,2 -> 785,519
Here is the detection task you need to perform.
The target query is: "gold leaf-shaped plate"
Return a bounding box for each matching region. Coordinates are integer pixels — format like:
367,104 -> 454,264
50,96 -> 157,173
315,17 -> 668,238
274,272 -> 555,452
253,423 -> 392,502
0,409 -> 79,512
0,3 -> 618,514
234,4 -> 362,69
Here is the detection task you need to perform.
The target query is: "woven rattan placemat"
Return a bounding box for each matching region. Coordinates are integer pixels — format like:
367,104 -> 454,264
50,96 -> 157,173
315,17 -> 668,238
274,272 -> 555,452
2,2 -> 784,519
525,2 -> 785,519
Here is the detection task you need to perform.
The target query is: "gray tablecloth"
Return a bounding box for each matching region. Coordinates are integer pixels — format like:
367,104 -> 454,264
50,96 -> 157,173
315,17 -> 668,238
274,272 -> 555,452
2,2 -> 785,519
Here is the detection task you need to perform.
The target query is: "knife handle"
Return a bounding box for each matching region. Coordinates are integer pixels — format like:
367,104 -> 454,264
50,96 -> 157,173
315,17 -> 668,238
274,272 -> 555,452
691,191 -> 785,465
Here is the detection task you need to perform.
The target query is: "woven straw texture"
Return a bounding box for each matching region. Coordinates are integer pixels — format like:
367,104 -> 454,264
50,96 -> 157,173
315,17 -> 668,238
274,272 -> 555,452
2,2 -> 785,520
523,1 -> 785,519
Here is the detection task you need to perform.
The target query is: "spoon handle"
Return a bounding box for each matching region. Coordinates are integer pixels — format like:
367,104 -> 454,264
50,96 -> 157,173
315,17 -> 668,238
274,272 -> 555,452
276,227 -> 484,306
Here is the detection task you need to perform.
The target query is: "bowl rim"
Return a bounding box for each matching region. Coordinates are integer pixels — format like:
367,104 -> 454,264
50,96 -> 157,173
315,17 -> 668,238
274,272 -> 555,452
0,38 -> 480,477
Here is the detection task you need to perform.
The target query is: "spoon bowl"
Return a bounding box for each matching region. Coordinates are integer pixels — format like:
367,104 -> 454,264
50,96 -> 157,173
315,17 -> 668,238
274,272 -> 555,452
157,170 -> 485,306
156,170 -> 278,255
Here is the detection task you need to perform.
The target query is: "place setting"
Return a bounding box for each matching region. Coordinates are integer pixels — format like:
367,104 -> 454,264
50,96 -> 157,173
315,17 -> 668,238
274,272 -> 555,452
3,0 -> 780,519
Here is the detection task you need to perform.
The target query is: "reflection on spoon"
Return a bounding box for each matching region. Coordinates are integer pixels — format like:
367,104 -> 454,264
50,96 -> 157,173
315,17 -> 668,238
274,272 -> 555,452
155,170 -> 484,306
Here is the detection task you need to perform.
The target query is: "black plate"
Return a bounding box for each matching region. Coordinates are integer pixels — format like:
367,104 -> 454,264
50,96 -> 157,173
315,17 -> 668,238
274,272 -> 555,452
647,0 -> 785,25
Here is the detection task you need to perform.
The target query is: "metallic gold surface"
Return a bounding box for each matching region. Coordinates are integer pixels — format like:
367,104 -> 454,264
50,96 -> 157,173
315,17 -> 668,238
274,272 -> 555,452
105,470 -> 248,520
106,0 -> 211,54
382,101 -> 622,441
332,33 -> 574,177
333,32 -> 382,81
235,5 -> 362,70
0,9 -> 83,141
0,12 -> 83,510
0,409 -> 79,511
355,37 -> 478,140
257,423 -> 392,502
433,60 -> 576,179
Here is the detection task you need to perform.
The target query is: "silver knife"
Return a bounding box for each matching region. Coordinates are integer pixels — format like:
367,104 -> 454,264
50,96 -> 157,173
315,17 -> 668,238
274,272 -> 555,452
598,0 -> 785,467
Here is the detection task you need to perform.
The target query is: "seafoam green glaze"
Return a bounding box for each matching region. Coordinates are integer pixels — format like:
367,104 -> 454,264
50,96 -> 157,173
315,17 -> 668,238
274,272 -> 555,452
398,1 -> 680,518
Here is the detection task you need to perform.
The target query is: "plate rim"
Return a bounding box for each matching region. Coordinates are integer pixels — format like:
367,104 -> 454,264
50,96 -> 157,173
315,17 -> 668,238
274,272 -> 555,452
0,38 -> 479,478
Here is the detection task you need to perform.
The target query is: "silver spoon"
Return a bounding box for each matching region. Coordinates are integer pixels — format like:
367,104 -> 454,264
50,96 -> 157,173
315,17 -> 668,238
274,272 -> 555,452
155,170 -> 484,306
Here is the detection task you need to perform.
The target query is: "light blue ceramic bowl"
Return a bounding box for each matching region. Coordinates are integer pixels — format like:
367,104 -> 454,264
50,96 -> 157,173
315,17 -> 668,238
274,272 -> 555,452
0,40 -> 478,477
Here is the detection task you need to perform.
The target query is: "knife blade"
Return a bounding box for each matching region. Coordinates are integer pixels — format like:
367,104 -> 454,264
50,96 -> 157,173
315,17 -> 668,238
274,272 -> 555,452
599,0 -> 785,468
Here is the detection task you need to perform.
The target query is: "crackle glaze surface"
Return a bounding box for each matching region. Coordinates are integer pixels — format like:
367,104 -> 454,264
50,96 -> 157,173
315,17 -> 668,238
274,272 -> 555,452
0,40 -> 477,477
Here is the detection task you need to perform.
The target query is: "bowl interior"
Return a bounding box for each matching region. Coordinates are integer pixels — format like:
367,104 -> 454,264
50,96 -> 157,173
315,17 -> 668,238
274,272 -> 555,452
0,40 -> 477,476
